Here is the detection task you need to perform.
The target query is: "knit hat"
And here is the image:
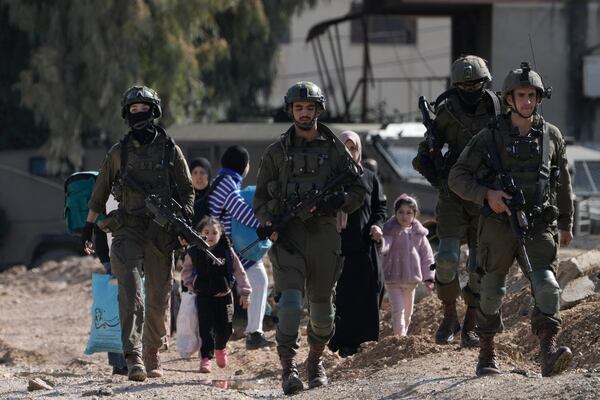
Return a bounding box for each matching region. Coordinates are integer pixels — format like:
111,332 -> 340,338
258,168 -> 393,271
221,145 -> 249,175
189,157 -> 211,173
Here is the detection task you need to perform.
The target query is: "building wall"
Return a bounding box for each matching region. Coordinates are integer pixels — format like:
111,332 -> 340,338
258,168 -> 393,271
269,0 -> 452,121
491,3 -> 569,132
492,2 -> 600,140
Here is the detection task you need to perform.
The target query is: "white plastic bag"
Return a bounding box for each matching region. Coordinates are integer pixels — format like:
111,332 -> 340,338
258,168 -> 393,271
176,291 -> 200,358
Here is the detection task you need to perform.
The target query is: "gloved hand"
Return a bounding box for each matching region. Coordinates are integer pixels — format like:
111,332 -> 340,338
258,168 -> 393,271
256,225 -> 275,241
81,222 -> 95,253
316,192 -> 346,214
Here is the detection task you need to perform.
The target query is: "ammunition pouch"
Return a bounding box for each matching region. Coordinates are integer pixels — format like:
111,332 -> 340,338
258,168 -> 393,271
96,209 -> 124,234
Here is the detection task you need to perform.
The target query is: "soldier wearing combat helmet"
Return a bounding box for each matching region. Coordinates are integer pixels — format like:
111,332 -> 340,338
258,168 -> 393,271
413,55 -> 502,347
82,85 -> 194,381
253,81 -> 366,395
449,62 -> 573,377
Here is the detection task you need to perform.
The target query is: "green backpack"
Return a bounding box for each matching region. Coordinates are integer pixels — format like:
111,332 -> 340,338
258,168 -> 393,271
64,171 -> 99,235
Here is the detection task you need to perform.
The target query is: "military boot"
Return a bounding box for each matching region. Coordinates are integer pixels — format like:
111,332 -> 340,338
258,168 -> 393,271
306,343 -> 328,389
125,353 -> 147,382
538,327 -> 573,377
461,306 -> 480,348
435,300 -> 461,344
278,347 -> 304,395
476,335 -> 500,376
143,347 -> 164,378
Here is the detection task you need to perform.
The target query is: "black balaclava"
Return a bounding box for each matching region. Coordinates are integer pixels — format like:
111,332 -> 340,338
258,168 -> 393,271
457,89 -> 484,114
127,107 -> 156,145
221,145 -> 249,175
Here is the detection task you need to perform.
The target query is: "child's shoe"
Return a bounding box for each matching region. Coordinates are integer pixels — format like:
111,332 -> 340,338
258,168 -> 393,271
215,349 -> 228,368
199,357 -> 211,373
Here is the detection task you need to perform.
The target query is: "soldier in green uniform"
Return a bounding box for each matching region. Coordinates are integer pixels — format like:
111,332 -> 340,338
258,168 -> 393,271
449,63 -> 574,377
82,86 -> 194,381
253,82 -> 366,395
413,56 -> 501,346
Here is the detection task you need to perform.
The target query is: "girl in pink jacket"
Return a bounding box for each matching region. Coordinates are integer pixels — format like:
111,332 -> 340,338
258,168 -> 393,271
381,194 -> 434,336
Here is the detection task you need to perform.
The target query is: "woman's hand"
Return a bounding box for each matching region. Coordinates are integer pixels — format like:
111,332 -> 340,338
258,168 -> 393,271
240,295 -> 250,309
370,225 -> 383,242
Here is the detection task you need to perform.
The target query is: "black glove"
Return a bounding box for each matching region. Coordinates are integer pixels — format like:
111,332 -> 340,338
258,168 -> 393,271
256,225 -> 275,241
316,192 -> 346,214
81,222 -> 95,251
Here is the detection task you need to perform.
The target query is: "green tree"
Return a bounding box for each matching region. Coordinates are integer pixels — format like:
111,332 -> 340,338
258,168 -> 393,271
204,0 -> 315,121
3,0 -> 233,173
0,3 -> 48,150
3,0 -> 314,172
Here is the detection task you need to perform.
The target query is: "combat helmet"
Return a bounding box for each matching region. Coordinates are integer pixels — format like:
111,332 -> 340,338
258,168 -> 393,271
284,81 -> 326,112
450,55 -> 491,86
502,62 -> 551,103
121,85 -> 162,119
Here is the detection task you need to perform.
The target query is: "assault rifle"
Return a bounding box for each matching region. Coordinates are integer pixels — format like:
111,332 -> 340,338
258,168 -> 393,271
418,96 -> 449,196
145,194 -> 224,266
120,174 -> 223,265
482,172 -> 533,279
241,169 -> 355,255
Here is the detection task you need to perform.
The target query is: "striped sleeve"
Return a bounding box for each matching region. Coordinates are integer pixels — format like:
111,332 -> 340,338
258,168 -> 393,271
224,190 -> 261,228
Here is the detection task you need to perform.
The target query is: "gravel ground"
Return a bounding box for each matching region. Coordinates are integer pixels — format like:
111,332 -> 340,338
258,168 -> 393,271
1,237 -> 599,399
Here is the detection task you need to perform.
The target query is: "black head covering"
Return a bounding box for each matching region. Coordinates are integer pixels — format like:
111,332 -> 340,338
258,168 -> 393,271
189,157 -> 212,182
221,145 -> 249,175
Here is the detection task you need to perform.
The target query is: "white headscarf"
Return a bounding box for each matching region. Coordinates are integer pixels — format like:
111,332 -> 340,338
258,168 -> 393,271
336,130 -> 362,231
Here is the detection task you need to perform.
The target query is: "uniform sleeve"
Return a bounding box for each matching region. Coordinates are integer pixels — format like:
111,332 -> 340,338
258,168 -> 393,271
88,146 -> 119,214
253,146 -> 278,225
230,249 -> 252,297
554,131 -> 574,231
448,133 -> 490,206
172,144 -> 195,218
369,173 -> 387,228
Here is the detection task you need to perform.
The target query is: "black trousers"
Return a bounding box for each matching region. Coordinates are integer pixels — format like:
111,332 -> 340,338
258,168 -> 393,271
196,292 -> 234,359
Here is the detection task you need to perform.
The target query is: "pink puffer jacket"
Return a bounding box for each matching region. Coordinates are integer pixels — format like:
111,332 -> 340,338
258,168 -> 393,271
380,218 -> 434,283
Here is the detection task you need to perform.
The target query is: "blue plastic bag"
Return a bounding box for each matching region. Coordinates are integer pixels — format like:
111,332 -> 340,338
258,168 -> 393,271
84,273 -> 123,355
231,186 -> 271,262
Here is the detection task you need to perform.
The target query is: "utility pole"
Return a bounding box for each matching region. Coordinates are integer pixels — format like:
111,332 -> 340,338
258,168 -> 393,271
567,0 -> 588,140
360,13 -> 370,122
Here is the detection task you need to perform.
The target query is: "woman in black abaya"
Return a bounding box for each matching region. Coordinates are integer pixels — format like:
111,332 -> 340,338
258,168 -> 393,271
328,131 -> 387,357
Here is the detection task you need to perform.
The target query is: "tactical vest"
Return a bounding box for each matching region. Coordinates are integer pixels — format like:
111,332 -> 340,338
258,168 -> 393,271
438,91 -> 499,165
116,128 -> 174,215
493,119 -> 552,210
278,133 -> 336,211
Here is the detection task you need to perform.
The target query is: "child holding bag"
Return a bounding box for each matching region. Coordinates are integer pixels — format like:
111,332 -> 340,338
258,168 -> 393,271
381,194 -> 434,336
181,216 -> 251,373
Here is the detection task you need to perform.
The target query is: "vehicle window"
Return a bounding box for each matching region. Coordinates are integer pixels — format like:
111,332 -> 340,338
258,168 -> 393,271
586,161 -> 600,192
573,161 -> 596,194
388,146 -> 422,179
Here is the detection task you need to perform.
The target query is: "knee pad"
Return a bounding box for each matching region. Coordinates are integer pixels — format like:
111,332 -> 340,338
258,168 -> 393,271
531,269 -> 561,315
435,238 -> 461,283
479,272 -> 506,316
309,301 -> 335,338
277,289 -> 304,336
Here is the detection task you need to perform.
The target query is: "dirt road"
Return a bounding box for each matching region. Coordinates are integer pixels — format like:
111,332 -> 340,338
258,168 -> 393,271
1,244 -> 600,399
